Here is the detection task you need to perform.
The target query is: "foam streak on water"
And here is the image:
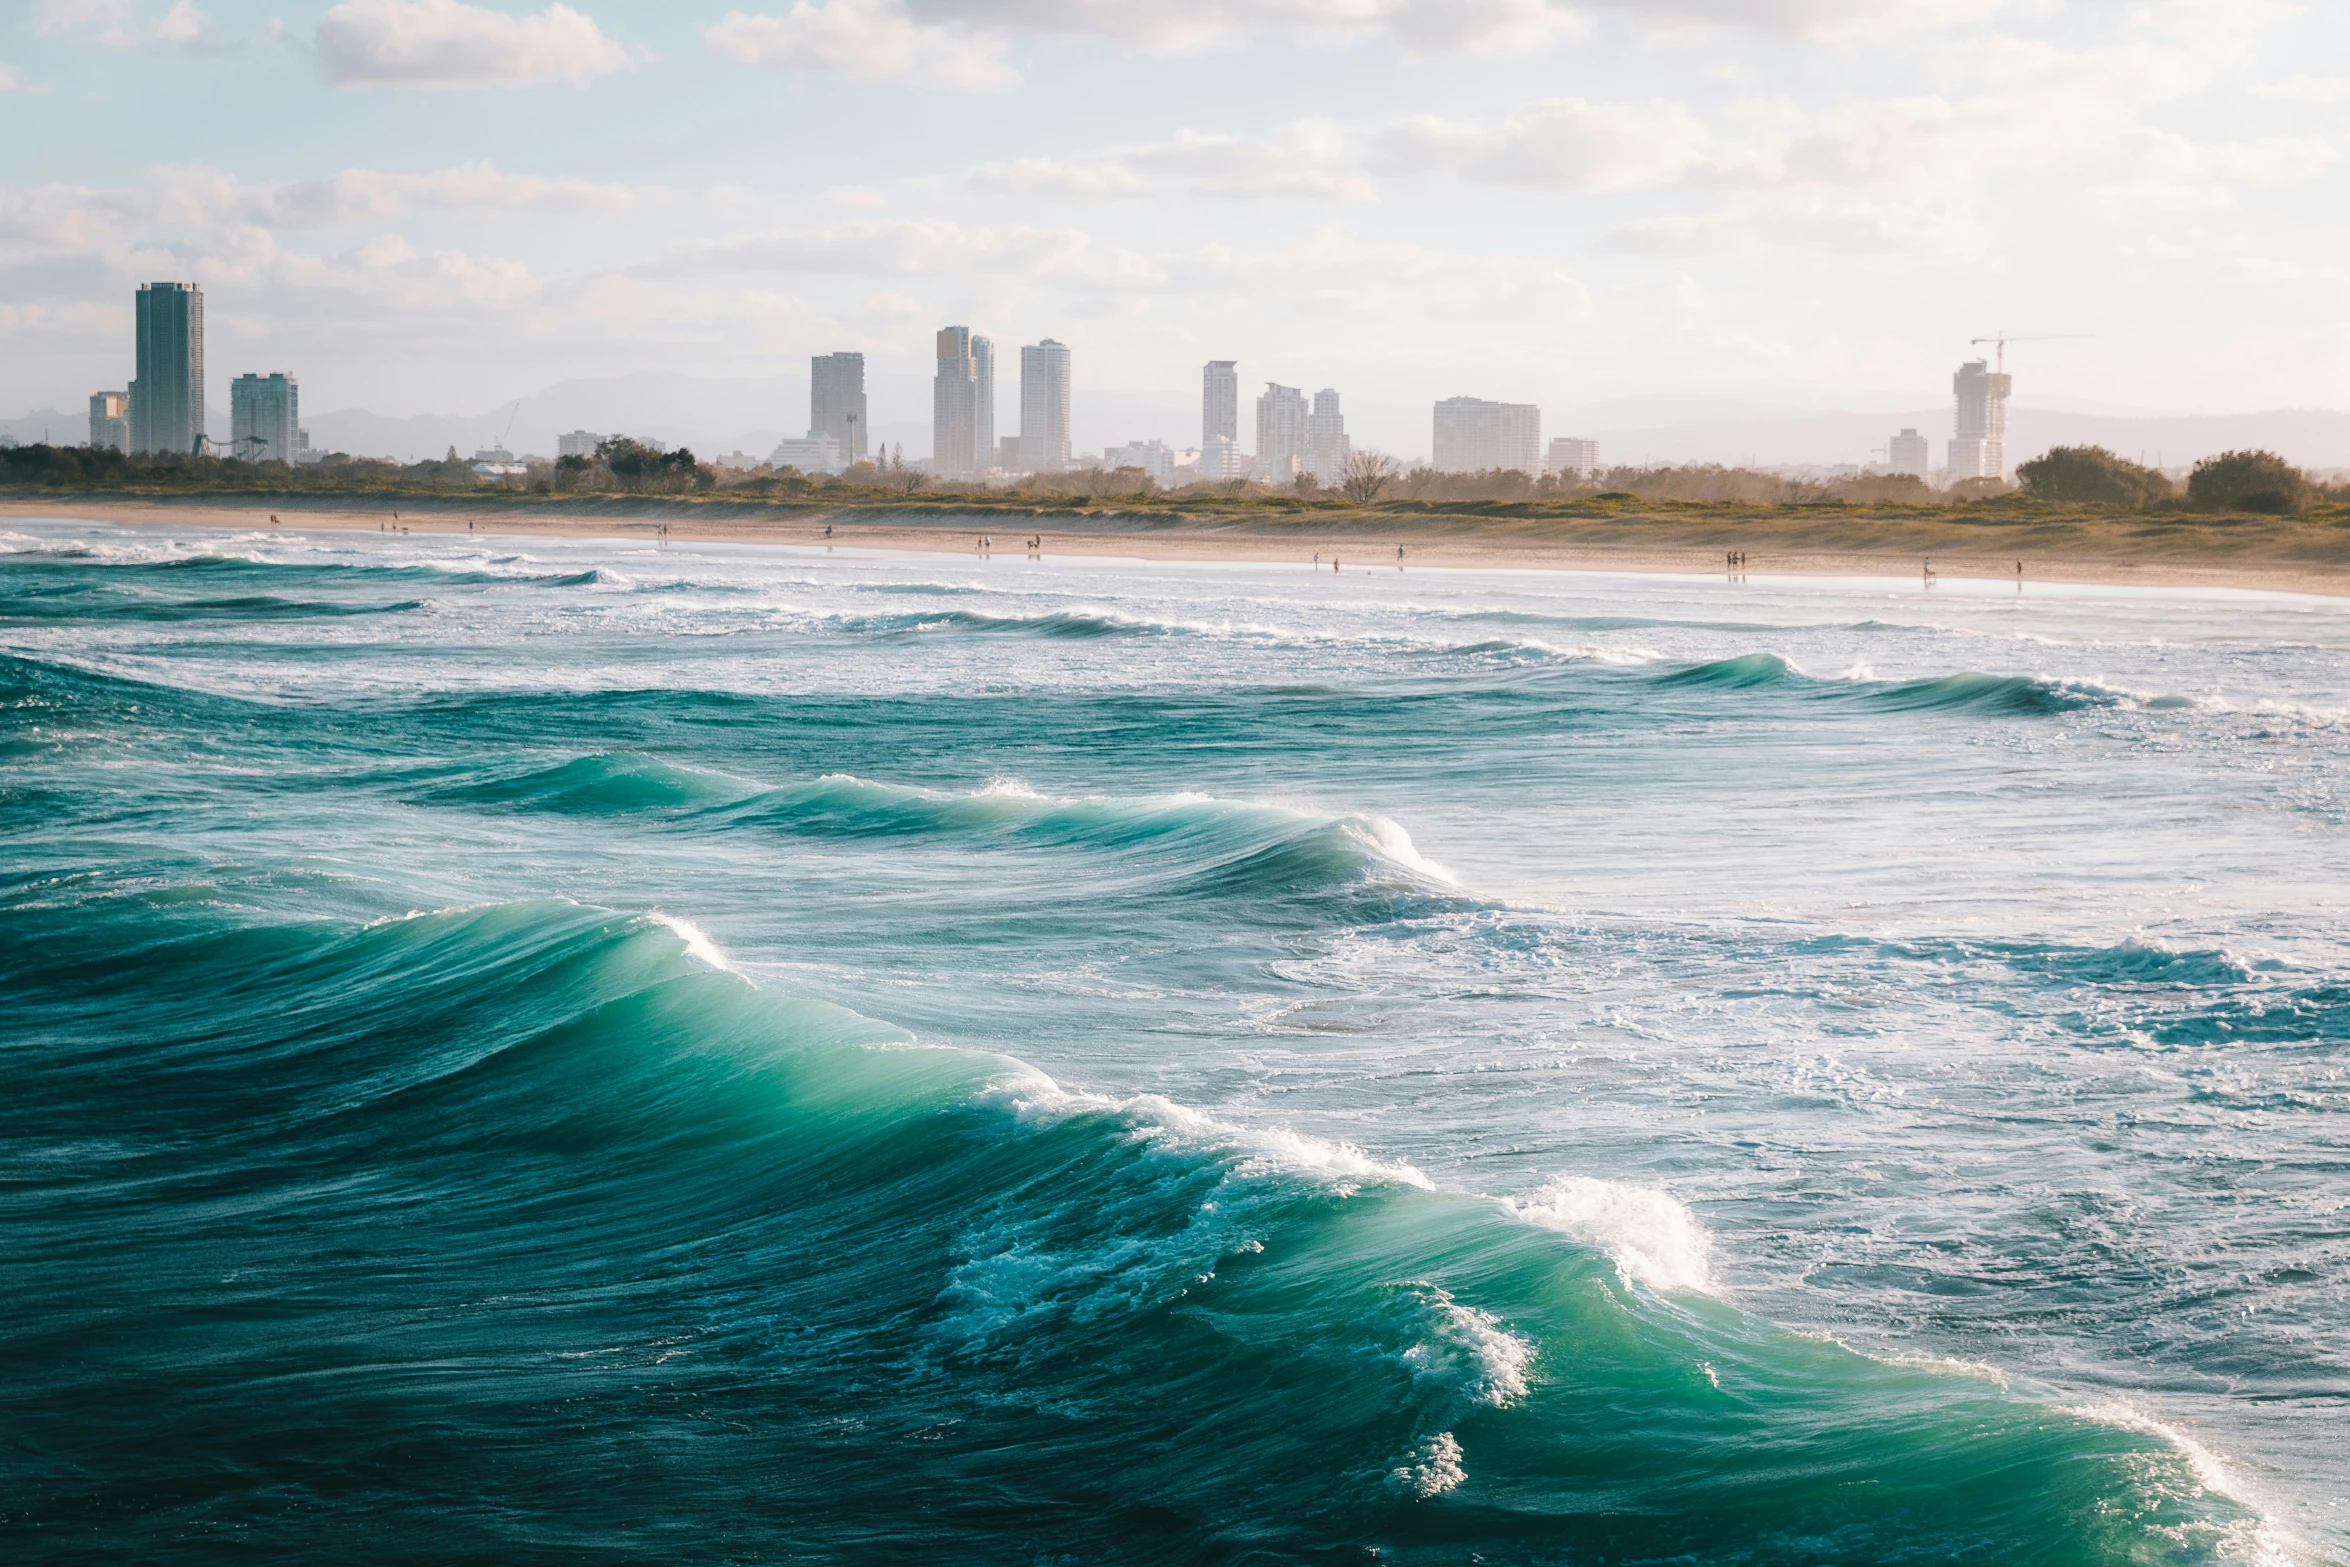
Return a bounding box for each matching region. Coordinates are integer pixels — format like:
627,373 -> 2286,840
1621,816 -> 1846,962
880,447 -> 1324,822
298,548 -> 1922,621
2,518 -> 2346,1564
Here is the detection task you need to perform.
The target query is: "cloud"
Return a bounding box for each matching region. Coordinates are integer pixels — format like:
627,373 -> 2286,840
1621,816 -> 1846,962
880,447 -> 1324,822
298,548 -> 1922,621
705,1 -> 1017,90
157,1 -> 207,41
634,218 -> 1161,285
315,0 -> 633,88
2256,74 -> 2350,104
1121,119 -> 1373,200
0,63 -> 20,91
883,0 -> 1926,53
968,157 -> 1151,201
271,233 -> 540,310
156,162 -> 644,229
970,120 -> 1372,202
32,0 -> 126,32
1380,99 -> 1719,191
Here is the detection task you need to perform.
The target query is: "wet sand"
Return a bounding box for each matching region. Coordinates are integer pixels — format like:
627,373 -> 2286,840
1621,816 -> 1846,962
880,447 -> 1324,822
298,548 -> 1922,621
9,497 -> 2348,597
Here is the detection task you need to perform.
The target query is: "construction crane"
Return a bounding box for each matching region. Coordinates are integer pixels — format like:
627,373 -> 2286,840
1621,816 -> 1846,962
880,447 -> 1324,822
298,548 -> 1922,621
1970,333 -> 2086,373
494,398 -> 524,454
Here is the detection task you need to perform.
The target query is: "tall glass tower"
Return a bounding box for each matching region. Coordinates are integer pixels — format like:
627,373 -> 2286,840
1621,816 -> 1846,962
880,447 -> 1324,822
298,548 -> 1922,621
131,282 -> 205,456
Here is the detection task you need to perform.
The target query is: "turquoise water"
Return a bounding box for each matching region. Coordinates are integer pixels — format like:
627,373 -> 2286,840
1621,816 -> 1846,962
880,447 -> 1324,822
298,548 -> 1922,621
3,517 -> 2344,1563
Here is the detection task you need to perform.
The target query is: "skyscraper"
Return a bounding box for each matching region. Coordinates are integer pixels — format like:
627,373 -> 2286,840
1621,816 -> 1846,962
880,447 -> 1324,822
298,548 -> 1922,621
811,352 -> 868,464
1019,339 -> 1072,473
973,336 -> 996,470
131,281 -> 204,456
1202,361 -> 1238,447
88,391 -> 129,453
1255,383 -> 1308,481
1201,361 -> 1243,480
1888,427 -> 1930,479
1305,389 -> 1349,485
933,326 -> 978,477
1946,359 -> 2011,481
1432,397 -> 1541,474
229,373 -> 300,463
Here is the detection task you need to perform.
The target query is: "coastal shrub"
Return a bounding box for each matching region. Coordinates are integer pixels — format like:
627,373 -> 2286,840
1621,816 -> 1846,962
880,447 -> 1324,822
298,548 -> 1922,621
2187,449 -> 2309,514
1595,464 -> 1925,506
595,436 -> 707,493
1949,477 -> 2017,500
2015,445 -> 2174,506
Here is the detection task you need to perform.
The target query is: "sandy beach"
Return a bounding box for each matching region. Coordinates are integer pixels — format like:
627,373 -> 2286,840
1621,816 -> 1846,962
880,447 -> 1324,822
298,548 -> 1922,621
8,496 -> 2348,597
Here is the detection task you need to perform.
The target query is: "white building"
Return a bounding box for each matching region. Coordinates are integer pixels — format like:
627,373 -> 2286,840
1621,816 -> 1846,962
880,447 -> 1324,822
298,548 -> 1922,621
1199,434 -> 1246,481
88,391 -> 129,453
1105,439 -> 1175,481
1256,383 -> 1308,481
558,430 -> 601,459
1433,397 -> 1541,474
811,353 -> 868,465
933,326 -> 980,478
973,335 -> 996,470
769,431 -> 845,473
1305,389 -> 1349,485
229,373 -> 300,464
1202,360 -> 1238,451
1019,339 -> 1072,472
1888,428 -> 1931,479
1947,360 -> 2011,481
1545,436 -> 1600,480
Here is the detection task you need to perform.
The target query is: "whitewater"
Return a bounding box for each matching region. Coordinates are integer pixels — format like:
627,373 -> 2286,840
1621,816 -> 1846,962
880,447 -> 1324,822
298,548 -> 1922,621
2,516 -> 2344,1564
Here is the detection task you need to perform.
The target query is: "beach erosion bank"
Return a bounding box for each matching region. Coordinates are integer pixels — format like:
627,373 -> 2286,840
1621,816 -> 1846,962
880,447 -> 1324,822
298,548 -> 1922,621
8,495 -> 2349,597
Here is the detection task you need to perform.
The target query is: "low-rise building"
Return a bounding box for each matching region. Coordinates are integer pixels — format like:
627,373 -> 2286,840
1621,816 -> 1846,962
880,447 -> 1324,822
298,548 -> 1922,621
1545,436 -> 1600,480
88,391 -> 130,452
1105,439 -> 1175,481
769,430 -> 845,474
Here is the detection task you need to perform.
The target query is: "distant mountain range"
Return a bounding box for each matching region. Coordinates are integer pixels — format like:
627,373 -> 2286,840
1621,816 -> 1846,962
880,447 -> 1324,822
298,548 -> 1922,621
9,373 -> 2350,475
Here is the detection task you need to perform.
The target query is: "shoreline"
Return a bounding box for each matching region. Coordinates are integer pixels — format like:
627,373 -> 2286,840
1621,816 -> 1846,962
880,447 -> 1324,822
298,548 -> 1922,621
8,497 -> 2349,598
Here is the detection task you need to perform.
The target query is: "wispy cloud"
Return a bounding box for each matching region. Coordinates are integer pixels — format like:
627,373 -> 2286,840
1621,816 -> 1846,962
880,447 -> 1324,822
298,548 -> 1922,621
315,0 -> 634,88
705,0 -> 1017,90
969,120 -> 1372,202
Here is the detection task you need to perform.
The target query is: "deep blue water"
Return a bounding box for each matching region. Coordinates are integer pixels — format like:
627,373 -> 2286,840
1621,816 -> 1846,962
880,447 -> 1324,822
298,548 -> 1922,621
3,517 -> 2345,1563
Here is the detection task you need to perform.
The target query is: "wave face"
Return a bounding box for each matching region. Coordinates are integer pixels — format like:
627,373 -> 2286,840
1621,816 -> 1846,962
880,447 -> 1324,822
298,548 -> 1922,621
4,518 -> 2346,1563
0,898 -> 2253,1562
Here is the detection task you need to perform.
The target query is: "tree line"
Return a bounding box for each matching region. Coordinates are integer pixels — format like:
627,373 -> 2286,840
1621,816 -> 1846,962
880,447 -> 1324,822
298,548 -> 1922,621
2,434 -> 2340,515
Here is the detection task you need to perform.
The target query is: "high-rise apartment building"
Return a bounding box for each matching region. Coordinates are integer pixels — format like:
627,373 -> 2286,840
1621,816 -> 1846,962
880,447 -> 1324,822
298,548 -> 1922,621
1432,397 -> 1541,474
558,430 -> 602,459
1255,383 -> 1308,481
811,352 -> 868,464
933,326 -> 979,477
1202,360 -> 1238,449
229,373 -> 300,464
973,336 -> 996,470
1545,437 -> 1600,480
1304,389 -> 1349,485
1019,339 -> 1072,473
88,391 -> 129,453
1947,359 -> 2011,481
131,281 -> 204,456
1888,427 -> 1930,479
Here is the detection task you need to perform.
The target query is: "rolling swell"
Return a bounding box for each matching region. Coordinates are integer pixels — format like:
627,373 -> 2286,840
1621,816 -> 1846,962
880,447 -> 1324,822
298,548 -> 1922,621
1653,652 -> 2135,715
0,892 -> 2256,1563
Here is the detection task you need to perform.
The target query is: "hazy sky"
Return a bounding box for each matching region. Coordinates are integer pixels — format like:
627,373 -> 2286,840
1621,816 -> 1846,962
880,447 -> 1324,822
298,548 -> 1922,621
4,0 -> 2347,453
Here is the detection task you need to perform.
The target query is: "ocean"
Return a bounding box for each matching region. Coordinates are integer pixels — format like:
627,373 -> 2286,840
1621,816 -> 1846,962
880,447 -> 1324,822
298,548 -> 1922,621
2,516 -> 2343,1564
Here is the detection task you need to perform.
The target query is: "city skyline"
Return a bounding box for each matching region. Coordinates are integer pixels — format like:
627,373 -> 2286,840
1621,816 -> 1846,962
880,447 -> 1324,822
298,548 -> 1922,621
2,2 -> 2345,460
52,279 -> 2300,482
